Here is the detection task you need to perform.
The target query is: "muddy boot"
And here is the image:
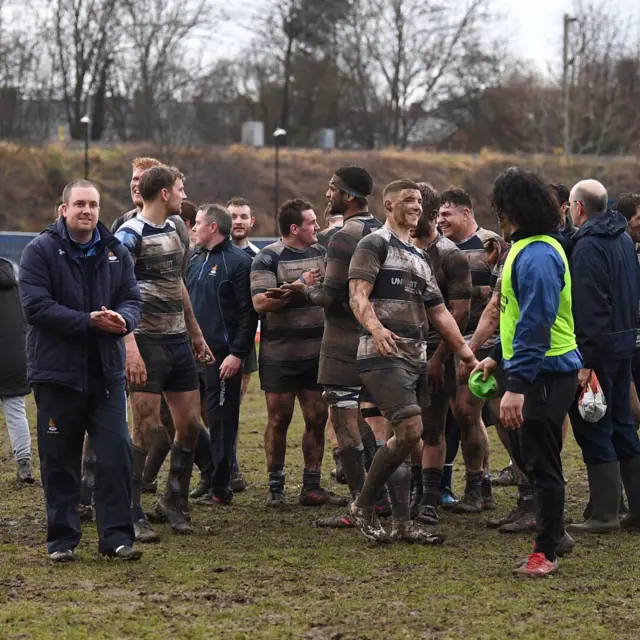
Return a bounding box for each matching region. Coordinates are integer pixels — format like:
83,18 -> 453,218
16,458 -> 34,484
567,462 -> 621,534
620,456 -> 640,530
452,471 -> 484,514
142,430 -> 171,494
156,442 -> 195,534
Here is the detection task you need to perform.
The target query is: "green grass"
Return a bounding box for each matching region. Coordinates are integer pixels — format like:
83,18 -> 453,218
1,383 -> 640,639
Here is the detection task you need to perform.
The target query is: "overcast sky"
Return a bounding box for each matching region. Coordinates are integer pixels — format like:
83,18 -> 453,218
216,0 -> 639,74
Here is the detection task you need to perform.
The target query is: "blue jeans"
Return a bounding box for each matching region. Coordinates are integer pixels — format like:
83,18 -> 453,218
570,358 -> 640,464
34,379 -> 134,553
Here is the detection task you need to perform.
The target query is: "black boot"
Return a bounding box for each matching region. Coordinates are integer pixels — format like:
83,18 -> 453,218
620,457 -> 640,530
142,430 -> 171,494
155,443 -> 195,534
452,471 -> 484,514
567,462 -> 621,534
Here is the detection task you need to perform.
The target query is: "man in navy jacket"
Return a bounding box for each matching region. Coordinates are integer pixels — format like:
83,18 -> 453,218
567,179 -> 640,534
19,180 -> 143,562
186,204 -> 258,505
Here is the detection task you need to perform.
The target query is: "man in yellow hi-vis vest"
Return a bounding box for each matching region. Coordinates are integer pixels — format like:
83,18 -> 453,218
473,167 -> 582,578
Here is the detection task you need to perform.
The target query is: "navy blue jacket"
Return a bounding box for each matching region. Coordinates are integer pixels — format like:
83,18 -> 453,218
491,234 -> 582,393
185,238 -> 258,359
570,210 -> 640,368
19,219 -> 142,391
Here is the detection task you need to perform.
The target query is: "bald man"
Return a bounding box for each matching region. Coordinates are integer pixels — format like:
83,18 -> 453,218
567,179 -> 640,534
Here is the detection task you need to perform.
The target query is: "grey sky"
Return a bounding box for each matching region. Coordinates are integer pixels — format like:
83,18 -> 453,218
217,0 -> 639,74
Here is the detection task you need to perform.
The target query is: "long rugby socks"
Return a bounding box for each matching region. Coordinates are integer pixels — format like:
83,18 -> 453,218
441,463 -> 454,491
303,468 -> 321,491
387,461 -> 411,523
269,467 -> 286,494
421,468 -> 443,508
358,443 -> 412,509
338,445 -> 366,499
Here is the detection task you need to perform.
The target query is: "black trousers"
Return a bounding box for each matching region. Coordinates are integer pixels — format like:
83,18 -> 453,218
508,371 -> 578,560
199,358 -> 243,499
570,358 -> 640,464
34,379 -> 134,554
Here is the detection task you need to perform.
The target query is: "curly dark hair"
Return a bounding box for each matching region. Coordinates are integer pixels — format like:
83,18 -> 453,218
491,167 -> 559,236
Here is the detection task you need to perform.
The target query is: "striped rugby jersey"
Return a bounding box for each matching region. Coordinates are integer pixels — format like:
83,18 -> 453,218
115,214 -> 187,340
349,226 -> 444,371
425,233 -> 472,352
455,226 -> 505,346
250,241 -> 326,363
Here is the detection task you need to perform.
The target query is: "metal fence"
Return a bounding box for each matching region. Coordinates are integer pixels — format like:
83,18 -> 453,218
0,232 -> 278,272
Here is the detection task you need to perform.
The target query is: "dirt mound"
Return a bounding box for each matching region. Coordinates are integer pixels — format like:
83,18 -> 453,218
2,143 -> 639,234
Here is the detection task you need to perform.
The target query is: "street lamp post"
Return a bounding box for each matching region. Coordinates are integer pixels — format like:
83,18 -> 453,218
273,128 -> 287,237
80,115 -> 91,179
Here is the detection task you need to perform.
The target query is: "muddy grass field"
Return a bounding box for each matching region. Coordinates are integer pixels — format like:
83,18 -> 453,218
1,381 -> 640,639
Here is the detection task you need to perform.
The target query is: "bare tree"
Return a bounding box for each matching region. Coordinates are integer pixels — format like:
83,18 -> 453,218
49,0 -> 121,140
107,0 -> 212,143
567,0 -> 640,154
358,0 -> 495,148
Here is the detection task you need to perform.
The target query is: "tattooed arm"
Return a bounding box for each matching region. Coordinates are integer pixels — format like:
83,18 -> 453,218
348,279 -> 399,356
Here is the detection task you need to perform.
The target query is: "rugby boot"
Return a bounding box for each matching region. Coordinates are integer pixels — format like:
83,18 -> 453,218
16,458 -> 34,484
439,487 -> 458,509
452,471 -> 483,514
493,463 -> 519,487
133,515 -> 160,543
349,503 -> 389,543
266,488 -> 287,509
487,496 -> 535,530
389,521 -> 445,545
230,470 -> 248,493
267,469 -> 286,508
567,462 -> 621,534
620,456 -> 640,530
515,552 -> 558,577
415,504 -> 439,526
314,512 -> 355,528
299,487 -> 349,507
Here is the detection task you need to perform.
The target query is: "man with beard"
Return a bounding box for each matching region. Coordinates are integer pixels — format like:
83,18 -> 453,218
276,167 -> 381,527
437,188 -> 505,513
409,183 -> 472,527
79,160 -> 202,521
225,196 -> 261,492
348,180 -> 478,543
116,166 -> 213,541
317,202 -> 345,249
251,198 -> 345,508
